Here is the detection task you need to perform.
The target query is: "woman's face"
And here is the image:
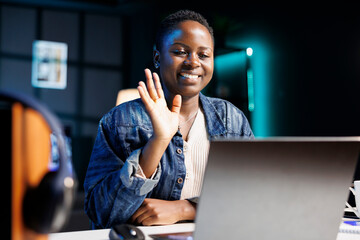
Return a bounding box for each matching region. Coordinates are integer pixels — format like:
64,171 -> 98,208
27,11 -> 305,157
156,20 -> 214,99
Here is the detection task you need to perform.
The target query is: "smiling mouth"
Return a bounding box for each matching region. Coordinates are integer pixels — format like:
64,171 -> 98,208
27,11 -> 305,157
179,73 -> 200,80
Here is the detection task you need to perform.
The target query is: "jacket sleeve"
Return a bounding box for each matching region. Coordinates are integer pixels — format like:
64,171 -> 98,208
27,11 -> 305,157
224,101 -> 254,138
83,116 -> 161,228
237,110 -> 254,138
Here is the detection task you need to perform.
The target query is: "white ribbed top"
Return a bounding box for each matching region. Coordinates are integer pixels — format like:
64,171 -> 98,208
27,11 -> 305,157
180,108 -> 210,200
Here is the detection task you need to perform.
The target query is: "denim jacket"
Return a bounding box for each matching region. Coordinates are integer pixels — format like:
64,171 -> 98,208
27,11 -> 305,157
84,93 -> 254,228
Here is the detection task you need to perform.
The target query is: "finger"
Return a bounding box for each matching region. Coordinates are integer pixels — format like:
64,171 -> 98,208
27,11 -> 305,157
135,210 -> 153,226
138,81 -> 151,100
152,72 -> 164,99
137,82 -> 150,103
133,205 -> 155,226
144,69 -> 159,101
137,82 -> 154,112
130,203 -> 148,224
141,216 -> 159,226
171,94 -> 182,114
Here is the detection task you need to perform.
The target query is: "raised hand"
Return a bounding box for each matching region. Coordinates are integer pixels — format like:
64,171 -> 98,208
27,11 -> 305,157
136,69 -> 182,178
137,69 -> 182,141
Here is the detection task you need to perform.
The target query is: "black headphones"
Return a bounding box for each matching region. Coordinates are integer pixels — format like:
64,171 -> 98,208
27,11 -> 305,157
0,90 -> 76,233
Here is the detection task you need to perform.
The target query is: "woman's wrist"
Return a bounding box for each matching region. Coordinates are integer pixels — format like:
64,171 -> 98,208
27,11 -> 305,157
177,200 -> 196,221
139,135 -> 172,178
151,134 -> 173,145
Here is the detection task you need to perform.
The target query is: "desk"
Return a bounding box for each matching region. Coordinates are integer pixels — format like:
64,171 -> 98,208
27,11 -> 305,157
49,223 -> 195,240
49,222 -> 359,240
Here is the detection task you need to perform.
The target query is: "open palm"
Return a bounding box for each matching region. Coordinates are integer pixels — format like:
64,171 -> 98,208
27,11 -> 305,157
137,69 -> 182,141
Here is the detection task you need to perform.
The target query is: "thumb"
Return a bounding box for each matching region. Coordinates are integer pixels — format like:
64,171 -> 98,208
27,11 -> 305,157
171,94 -> 182,114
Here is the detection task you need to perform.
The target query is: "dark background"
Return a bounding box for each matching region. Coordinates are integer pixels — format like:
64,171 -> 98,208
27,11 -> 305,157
2,0 -> 359,231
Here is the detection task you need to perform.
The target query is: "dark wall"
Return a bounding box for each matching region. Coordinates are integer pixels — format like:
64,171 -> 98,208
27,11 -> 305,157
260,6 -> 360,137
202,3 -> 360,136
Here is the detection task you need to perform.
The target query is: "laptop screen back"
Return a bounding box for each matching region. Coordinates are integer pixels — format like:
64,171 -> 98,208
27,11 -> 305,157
195,138 -> 360,240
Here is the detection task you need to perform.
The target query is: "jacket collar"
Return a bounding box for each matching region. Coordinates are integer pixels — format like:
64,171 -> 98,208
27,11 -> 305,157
199,93 -> 227,137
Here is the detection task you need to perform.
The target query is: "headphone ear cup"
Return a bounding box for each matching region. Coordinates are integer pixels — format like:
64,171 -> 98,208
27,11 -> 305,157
1,91 -> 76,234
23,171 -> 63,233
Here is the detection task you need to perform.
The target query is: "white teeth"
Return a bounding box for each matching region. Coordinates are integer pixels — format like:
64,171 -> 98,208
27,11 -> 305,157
180,73 -> 199,79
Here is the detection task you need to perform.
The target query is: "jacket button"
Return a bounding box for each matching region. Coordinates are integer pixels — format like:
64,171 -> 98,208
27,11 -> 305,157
177,177 -> 183,184
176,148 -> 182,154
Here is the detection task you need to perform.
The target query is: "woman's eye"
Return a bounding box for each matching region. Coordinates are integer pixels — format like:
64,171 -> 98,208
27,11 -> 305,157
199,53 -> 209,59
173,50 -> 187,56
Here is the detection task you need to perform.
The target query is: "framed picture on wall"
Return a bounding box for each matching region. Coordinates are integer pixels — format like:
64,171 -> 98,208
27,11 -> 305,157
32,40 -> 68,89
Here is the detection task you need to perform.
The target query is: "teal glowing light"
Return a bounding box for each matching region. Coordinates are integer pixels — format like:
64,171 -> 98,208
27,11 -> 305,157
226,37 -> 271,137
214,50 -> 246,82
213,50 -> 248,108
246,47 -> 253,56
247,68 -> 255,111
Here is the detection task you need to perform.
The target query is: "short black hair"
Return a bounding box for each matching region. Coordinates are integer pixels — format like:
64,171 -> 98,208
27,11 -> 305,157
155,10 -> 214,51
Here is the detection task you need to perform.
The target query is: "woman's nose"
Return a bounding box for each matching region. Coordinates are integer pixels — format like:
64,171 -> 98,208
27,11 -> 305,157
184,53 -> 200,68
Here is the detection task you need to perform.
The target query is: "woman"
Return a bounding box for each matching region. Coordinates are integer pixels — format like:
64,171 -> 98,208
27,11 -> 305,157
84,10 -> 253,228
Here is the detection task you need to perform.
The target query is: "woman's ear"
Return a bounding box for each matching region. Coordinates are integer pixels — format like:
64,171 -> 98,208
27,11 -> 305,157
153,48 -> 160,69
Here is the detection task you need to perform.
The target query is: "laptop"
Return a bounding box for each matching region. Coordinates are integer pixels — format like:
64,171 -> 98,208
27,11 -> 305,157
150,137 -> 360,240
194,137 -> 360,240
